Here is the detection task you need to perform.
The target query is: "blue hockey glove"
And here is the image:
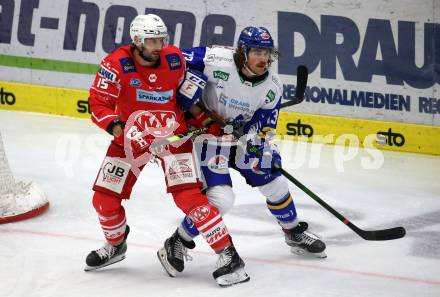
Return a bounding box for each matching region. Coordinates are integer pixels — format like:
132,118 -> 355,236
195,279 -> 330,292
176,69 -> 207,110
246,138 -> 281,174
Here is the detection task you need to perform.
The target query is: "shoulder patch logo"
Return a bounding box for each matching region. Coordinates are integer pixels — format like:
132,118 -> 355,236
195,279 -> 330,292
98,66 -> 117,82
265,89 -> 276,103
213,70 -> 230,81
271,75 -> 281,88
119,57 -> 136,73
165,53 -> 182,70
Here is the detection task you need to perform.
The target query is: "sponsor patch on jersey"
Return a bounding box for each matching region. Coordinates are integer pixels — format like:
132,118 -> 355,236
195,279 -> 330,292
213,70 -> 230,81
208,155 -> 229,174
206,54 -> 215,62
228,98 -> 255,114
219,94 -> 228,105
165,53 -> 182,70
130,78 -> 141,87
163,153 -> 198,187
136,89 -> 173,103
271,75 -> 281,88
230,98 -> 250,108
206,54 -> 233,64
265,89 -> 276,103
95,157 -> 131,194
98,66 -> 116,82
119,57 -> 136,73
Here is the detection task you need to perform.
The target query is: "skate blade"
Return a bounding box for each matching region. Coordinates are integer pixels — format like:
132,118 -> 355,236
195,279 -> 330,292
290,247 -> 327,258
84,254 -> 126,271
215,267 -> 250,287
157,248 -> 177,277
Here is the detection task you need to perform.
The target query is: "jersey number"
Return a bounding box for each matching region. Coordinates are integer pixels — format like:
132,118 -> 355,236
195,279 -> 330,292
96,77 -> 109,89
269,109 -> 279,125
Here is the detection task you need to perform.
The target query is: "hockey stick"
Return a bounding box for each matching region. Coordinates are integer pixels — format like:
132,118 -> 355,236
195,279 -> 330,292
273,164 -> 406,241
150,66 -> 307,150
280,65 -> 308,109
277,67 -> 405,239
197,104 -> 406,241
149,126 -> 208,151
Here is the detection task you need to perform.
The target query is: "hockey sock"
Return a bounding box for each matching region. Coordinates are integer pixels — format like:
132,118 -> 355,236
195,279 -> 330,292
266,193 -> 298,230
190,204 -> 231,251
173,187 -> 231,252
99,208 -> 127,246
92,192 -> 127,246
179,216 -> 200,240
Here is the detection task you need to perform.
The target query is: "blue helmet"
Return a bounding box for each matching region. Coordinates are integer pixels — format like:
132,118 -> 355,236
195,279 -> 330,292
237,26 -> 274,50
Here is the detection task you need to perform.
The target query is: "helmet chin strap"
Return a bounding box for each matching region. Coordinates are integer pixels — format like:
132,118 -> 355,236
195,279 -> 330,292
243,64 -> 259,76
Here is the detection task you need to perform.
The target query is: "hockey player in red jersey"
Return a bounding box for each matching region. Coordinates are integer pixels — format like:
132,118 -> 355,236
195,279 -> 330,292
84,14 -> 248,286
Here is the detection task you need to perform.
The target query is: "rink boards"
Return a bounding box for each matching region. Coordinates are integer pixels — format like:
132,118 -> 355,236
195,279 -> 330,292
1,80 -> 439,155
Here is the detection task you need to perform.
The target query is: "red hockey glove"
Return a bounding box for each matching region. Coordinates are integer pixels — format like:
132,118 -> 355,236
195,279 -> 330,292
187,111 -> 223,136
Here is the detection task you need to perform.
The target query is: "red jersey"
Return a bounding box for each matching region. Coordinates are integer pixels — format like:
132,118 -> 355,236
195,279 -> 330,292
89,44 -> 187,147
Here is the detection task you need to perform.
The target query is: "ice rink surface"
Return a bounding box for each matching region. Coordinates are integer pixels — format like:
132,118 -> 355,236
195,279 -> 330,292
1,110 -> 439,297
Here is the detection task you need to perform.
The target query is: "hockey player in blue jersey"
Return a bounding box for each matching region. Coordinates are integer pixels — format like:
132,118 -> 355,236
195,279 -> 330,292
157,26 -> 326,287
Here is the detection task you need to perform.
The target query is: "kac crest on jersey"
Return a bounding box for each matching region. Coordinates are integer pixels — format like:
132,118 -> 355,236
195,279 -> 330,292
134,110 -> 179,138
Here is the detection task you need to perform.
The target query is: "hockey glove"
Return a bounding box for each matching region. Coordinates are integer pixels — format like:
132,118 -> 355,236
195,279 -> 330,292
246,138 -> 282,174
106,118 -> 126,136
187,111 -> 223,136
176,69 -> 207,111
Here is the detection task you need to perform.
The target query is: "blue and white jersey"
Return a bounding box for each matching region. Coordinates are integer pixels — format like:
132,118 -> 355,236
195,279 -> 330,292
182,46 -> 282,136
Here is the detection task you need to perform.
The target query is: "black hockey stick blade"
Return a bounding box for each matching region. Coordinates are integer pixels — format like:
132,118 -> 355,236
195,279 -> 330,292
278,166 -> 406,241
280,65 -> 308,108
295,65 -> 308,100
356,226 -> 406,241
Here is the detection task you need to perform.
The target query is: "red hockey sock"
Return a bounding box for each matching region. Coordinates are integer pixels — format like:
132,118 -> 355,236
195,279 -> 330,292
92,191 -> 127,246
190,204 -> 231,251
173,187 -> 231,252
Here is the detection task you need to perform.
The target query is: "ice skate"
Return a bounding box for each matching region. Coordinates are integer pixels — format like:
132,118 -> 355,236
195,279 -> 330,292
157,229 -> 195,277
213,244 -> 250,287
284,222 -> 327,258
84,225 -> 130,271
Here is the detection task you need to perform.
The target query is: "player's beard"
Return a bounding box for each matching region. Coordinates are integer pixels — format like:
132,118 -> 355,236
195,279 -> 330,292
139,46 -> 161,63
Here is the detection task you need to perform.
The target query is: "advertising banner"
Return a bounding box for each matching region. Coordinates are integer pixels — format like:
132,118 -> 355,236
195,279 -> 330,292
1,0 -> 438,125
0,0 -> 439,154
